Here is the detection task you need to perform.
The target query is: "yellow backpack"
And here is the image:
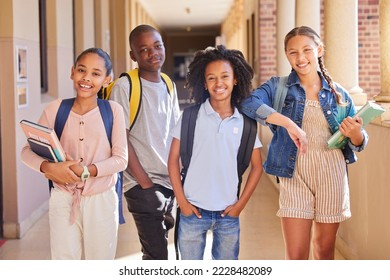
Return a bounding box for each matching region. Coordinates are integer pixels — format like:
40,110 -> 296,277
98,68 -> 175,130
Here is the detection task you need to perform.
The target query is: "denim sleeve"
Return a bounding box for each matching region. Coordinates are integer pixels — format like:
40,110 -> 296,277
241,78 -> 277,125
339,85 -> 368,152
347,129 -> 368,152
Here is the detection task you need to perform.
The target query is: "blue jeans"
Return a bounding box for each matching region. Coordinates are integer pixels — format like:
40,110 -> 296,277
178,208 -> 240,260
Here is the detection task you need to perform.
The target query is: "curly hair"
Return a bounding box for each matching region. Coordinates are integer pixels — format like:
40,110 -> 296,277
284,26 -> 346,105
185,45 -> 254,109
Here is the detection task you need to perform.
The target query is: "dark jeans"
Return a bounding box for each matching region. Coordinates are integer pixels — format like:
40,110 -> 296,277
124,184 -> 175,260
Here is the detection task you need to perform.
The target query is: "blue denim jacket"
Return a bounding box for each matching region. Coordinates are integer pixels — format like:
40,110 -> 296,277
241,70 -> 368,178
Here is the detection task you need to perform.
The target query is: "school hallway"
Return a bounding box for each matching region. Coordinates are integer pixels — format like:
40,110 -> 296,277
0,173 -> 344,260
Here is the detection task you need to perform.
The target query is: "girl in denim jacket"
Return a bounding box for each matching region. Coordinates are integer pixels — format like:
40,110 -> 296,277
241,26 -> 367,260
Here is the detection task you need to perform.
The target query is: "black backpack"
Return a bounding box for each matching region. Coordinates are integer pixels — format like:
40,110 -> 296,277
174,103 -> 258,259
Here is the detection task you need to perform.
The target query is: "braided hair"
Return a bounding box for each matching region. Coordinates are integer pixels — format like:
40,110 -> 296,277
284,26 -> 346,105
185,45 -> 254,109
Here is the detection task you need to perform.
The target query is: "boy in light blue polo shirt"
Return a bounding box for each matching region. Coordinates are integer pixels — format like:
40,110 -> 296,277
168,45 -> 263,260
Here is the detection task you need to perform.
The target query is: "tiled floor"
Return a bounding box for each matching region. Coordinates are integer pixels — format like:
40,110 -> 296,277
0,174 -> 344,260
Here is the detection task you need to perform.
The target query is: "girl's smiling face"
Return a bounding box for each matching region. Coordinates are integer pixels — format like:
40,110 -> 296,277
285,35 -> 323,76
70,52 -> 111,97
204,60 -> 237,103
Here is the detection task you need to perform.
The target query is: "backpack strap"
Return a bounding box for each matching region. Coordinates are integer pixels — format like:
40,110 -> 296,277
122,69 -> 174,130
161,72 -> 175,97
54,98 -> 75,139
179,104 -> 201,183
98,83 -> 111,100
273,76 -> 289,113
97,99 -> 113,144
52,98 -> 125,224
119,69 -> 142,131
236,115 -> 257,196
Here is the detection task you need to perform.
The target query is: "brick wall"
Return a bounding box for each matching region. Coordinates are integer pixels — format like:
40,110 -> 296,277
358,0 -> 380,100
258,0 -> 277,84
257,0 -> 380,100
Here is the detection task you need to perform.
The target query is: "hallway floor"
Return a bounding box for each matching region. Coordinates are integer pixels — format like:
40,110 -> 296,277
0,174 -> 344,260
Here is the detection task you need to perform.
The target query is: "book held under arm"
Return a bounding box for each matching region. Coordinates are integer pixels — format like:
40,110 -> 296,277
20,120 -> 66,161
27,138 -> 58,162
327,101 -> 385,149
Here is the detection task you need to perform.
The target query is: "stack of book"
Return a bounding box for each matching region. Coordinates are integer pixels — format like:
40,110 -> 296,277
20,120 -> 66,162
327,101 -> 385,149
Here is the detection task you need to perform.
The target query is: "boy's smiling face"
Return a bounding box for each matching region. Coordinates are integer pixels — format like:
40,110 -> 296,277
130,30 -> 165,74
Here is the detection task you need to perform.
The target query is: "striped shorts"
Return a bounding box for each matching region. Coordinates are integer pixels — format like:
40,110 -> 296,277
277,100 -> 351,223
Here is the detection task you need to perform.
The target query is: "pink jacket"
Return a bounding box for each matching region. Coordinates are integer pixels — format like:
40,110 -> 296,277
21,99 -> 128,196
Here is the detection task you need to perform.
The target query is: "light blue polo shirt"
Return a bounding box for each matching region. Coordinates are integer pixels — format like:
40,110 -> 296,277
171,99 -> 262,211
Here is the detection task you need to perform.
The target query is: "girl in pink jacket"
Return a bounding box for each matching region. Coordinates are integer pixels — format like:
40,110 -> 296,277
21,48 -> 128,259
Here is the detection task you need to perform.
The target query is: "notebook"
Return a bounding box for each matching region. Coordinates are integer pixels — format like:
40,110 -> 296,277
327,101 -> 385,149
20,120 -> 66,162
27,138 -> 58,162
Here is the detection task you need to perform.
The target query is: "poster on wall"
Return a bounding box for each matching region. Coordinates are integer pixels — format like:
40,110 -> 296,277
16,46 -> 27,82
16,45 -> 28,108
17,84 -> 28,108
